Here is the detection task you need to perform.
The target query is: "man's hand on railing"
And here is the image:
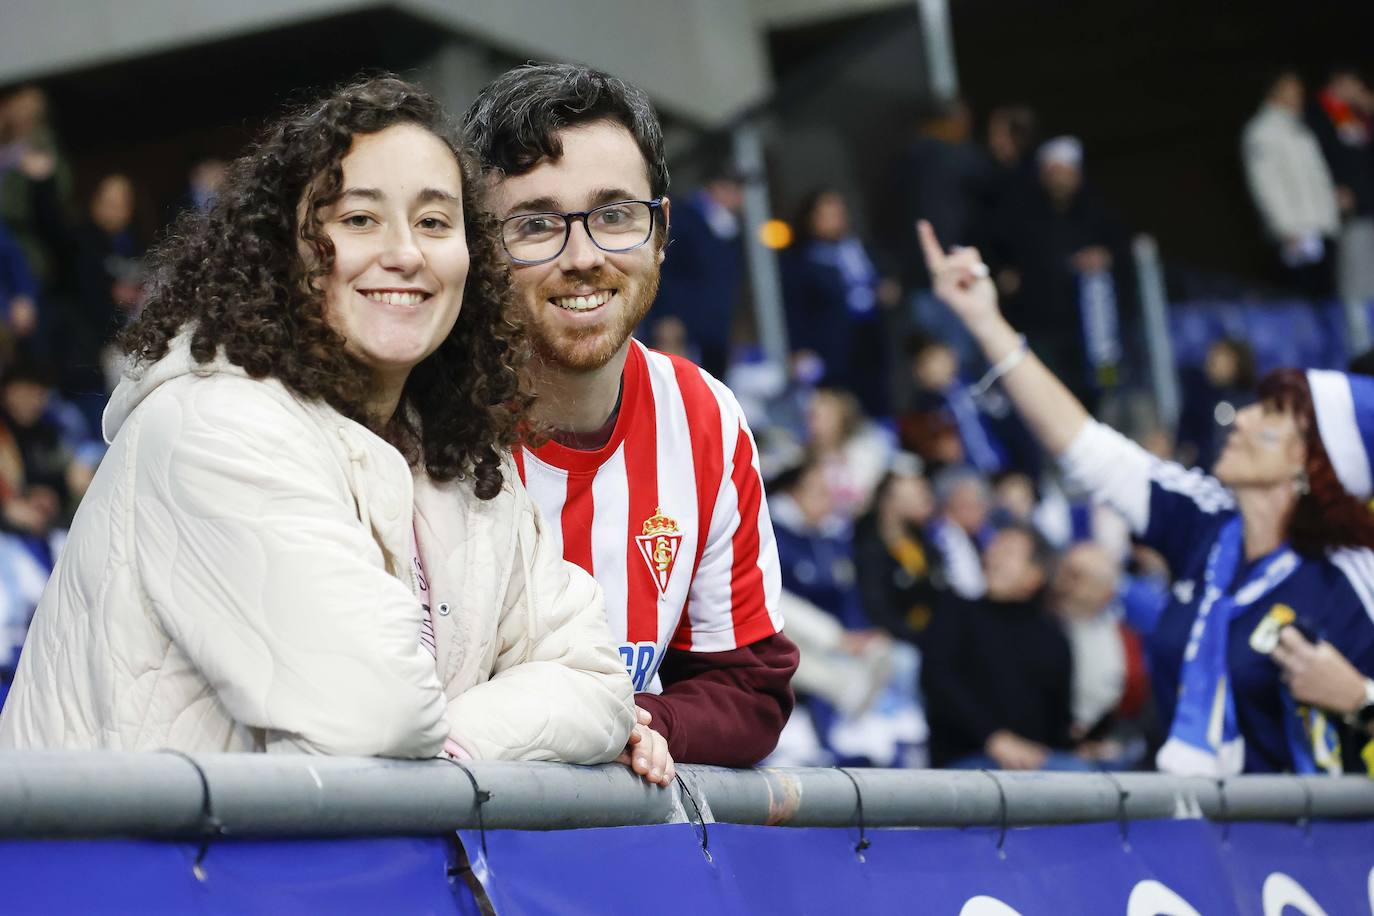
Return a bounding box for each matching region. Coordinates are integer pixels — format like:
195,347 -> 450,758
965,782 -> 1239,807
616,705 -> 676,787
985,729 -> 1049,771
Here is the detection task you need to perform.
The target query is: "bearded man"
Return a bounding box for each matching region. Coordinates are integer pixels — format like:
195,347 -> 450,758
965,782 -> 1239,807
464,64 -> 798,782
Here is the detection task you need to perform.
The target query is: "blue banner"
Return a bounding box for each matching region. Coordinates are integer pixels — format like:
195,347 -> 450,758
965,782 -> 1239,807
4,819 -> 1372,913
0,836 -> 480,914
464,820 -> 1374,915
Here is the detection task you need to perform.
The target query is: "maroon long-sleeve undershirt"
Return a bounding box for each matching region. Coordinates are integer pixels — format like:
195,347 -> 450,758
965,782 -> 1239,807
633,631 -> 799,767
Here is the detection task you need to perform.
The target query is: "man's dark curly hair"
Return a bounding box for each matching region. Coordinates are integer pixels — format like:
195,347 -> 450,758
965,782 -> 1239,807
461,62 -> 670,205
121,75 -> 531,500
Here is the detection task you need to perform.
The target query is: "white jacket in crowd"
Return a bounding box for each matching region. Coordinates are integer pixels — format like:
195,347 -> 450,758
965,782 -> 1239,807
0,336 -> 635,760
1242,103 -> 1340,243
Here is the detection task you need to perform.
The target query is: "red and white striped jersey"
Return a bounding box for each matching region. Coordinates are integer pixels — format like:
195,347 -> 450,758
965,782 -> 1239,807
515,340 -> 784,692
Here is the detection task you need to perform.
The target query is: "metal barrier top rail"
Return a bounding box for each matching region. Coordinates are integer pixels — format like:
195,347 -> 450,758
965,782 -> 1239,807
1,751 -> 1372,838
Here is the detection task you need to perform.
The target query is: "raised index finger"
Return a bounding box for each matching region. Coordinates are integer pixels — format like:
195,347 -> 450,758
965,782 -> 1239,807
917,220 -> 947,274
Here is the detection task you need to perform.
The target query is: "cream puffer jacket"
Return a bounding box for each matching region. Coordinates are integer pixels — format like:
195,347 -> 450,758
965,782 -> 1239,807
0,337 -> 635,760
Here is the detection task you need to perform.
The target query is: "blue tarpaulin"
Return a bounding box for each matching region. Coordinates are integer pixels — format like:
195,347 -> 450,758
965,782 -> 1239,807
5,819 -> 1372,914
0,836 -> 476,914
464,820 -> 1374,915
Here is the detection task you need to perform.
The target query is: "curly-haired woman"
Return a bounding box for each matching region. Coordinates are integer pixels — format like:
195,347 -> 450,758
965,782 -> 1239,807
918,220 -> 1374,775
0,77 -> 635,760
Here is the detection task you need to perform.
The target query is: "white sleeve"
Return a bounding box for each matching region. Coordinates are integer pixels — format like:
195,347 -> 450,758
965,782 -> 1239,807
1058,420 -> 1234,544
132,380 -> 450,758
1056,420 -> 1156,535
443,487 -> 635,763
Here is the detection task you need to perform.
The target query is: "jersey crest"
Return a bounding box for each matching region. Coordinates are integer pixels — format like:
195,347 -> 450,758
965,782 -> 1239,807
1249,602 -> 1296,655
635,507 -> 683,596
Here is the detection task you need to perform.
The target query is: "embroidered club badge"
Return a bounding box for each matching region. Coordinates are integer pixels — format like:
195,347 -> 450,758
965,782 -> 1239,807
635,507 -> 683,596
1249,603 -> 1296,655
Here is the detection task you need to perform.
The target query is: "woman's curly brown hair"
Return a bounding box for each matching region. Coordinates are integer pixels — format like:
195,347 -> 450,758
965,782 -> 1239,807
121,75 -> 531,500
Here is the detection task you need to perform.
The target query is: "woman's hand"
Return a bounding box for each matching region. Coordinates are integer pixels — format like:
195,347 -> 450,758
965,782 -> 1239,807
616,705 -> 676,787
917,220 -> 1002,335
915,220 -> 1089,457
1272,627 -> 1369,716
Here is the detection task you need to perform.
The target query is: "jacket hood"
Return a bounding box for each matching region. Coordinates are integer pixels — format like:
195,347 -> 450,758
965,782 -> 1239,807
102,330 -> 250,444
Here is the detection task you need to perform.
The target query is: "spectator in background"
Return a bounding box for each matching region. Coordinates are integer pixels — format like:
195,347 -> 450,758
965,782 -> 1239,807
922,523 -> 1082,770
891,99 -> 990,366
0,220 -> 39,355
0,85 -> 72,290
1308,66 -> 1374,307
984,135 -> 1130,410
927,465 -> 990,600
979,105 -> 1039,225
968,104 -> 1036,365
0,534 -> 45,707
1242,70 -> 1340,301
805,386 -> 893,521
894,100 -> 985,277
854,454 -> 945,647
48,174 -> 144,430
166,157 -> 228,225
723,349 -> 817,482
898,332 -> 1009,475
1049,541 -> 1153,768
185,157 -> 226,216
648,164 -> 744,378
766,589 -> 896,767
770,456 -> 927,768
0,359 -> 96,539
782,188 -> 899,414
769,457 -> 866,632
645,309 -> 691,360
0,358 -> 100,696
989,469 -> 1037,526
1177,338 -> 1257,471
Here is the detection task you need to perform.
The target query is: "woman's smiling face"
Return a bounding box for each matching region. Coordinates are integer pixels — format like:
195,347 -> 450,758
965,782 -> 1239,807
308,123 -> 469,386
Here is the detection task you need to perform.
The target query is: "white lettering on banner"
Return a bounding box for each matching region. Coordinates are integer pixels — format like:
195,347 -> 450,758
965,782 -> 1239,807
1368,865 -> 1374,911
956,875 -> 1335,915
1261,873 -> 1329,916
959,897 -> 1023,916
1126,880 -> 1203,916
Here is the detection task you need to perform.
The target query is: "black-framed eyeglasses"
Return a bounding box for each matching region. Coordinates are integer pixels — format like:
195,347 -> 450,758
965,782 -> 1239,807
500,198 -> 664,265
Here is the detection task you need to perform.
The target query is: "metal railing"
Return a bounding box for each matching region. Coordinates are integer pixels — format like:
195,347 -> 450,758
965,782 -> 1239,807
2,751 -> 1372,838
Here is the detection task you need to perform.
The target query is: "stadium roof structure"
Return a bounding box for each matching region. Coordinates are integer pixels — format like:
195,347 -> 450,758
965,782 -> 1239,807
1,0 -> 782,127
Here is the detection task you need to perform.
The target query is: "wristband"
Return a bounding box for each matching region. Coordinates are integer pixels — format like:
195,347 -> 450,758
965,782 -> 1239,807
969,334 -> 1029,399
1344,678 -> 1374,728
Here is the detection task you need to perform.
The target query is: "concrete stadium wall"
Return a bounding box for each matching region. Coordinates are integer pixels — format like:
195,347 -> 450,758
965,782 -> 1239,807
0,0 -> 772,126
0,0 -> 378,86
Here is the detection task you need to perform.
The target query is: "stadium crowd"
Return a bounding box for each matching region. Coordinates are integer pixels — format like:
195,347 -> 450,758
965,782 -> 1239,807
2,60 -> 1374,776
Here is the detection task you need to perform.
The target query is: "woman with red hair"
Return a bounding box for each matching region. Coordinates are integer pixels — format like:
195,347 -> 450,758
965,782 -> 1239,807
919,221 -> 1374,775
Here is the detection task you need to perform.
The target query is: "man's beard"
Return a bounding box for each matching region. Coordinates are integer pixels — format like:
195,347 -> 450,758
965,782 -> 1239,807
525,262 -> 661,373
